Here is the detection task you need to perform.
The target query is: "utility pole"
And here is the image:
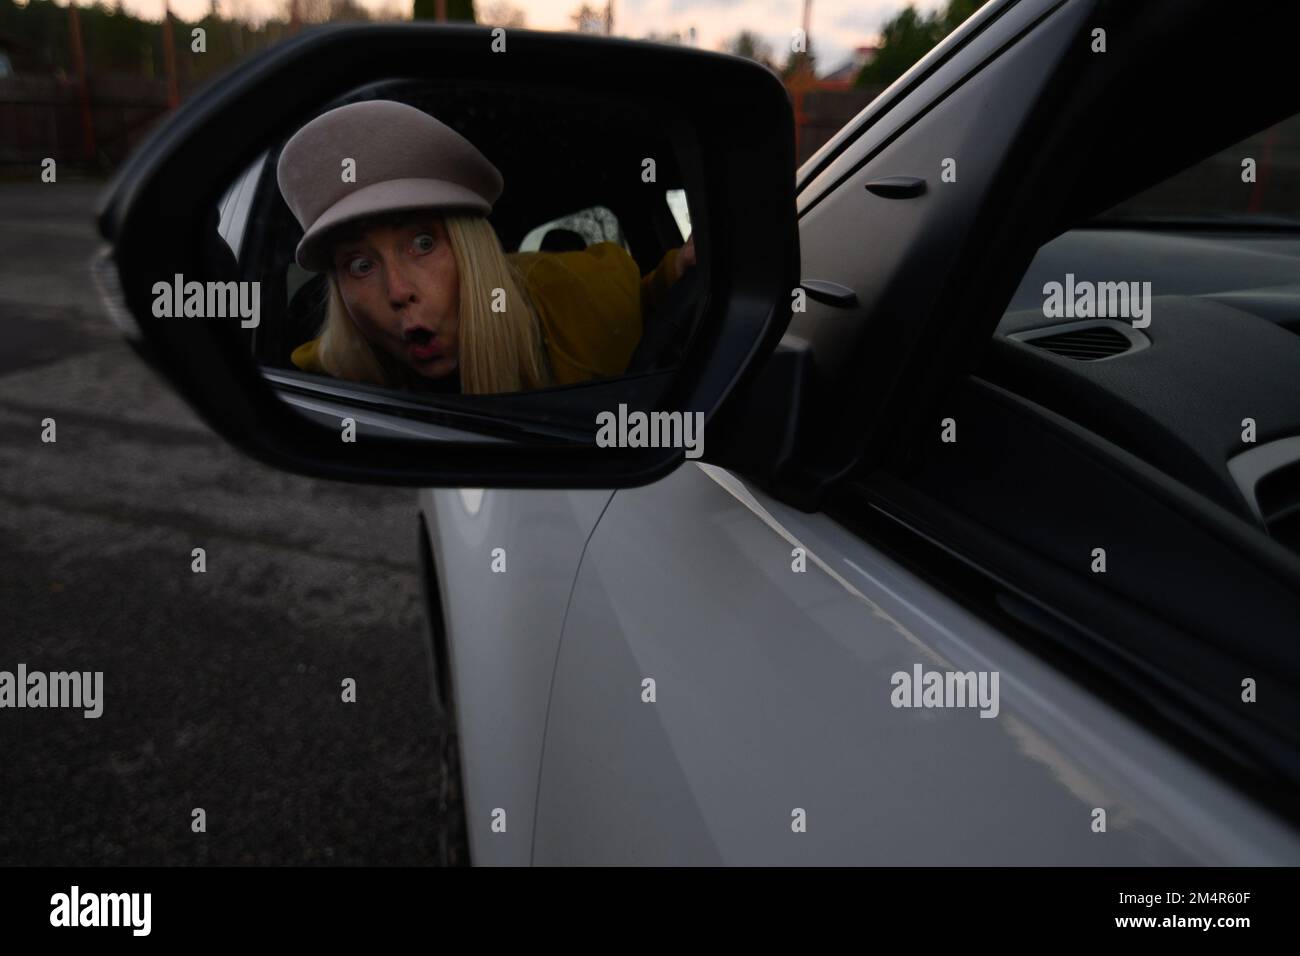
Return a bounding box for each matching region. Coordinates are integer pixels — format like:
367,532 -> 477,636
162,1 -> 180,108
790,0 -> 816,162
605,1 -> 614,35
68,1 -> 96,163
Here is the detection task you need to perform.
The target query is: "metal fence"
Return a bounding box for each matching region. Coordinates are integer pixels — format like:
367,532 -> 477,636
1,73 -> 887,174
0,74 -> 169,169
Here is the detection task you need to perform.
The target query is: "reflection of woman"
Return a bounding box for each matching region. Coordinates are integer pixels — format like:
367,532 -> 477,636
276,100 -> 694,395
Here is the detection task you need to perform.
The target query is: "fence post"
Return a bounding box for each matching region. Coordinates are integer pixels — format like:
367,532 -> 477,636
68,1 -> 97,163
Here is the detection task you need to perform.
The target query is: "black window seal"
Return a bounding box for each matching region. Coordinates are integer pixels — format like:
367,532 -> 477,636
794,0 -> 1025,195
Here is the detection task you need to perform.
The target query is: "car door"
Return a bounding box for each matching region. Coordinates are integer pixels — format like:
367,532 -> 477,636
532,0 -> 1300,863
421,485 -> 613,867
533,462 -> 1300,864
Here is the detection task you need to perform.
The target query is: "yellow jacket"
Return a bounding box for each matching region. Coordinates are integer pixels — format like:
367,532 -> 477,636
290,241 -> 681,387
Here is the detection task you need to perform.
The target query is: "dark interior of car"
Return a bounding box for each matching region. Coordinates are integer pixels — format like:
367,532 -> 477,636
857,246 -> 1300,801
953,1 -> 1300,562
982,226 -> 1300,550
841,44 -> 1300,801
915,41 -> 1300,559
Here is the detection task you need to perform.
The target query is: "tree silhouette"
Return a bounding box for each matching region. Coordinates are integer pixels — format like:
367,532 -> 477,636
856,0 -> 986,88
723,29 -> 775,70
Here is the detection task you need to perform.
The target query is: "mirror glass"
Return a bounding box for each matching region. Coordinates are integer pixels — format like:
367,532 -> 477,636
207,79 -> 706,442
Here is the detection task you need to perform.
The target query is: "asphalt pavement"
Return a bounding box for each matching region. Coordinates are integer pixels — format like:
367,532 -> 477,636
0,181 -> 456,865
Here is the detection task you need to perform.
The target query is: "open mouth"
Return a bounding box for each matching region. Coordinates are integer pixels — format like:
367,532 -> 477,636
405,327 -> 442,360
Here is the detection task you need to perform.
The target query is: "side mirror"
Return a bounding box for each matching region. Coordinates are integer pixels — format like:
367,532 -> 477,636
94,23 -> 798,488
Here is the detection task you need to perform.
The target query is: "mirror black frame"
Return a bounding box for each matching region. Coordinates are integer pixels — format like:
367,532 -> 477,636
96,23 -> 798,488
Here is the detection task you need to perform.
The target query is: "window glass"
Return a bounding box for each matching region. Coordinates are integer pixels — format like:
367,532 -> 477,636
1094,113 -> 1300,227
666,188 -> 692,241
991,107 -> 1300,550
518,206 -> 626,252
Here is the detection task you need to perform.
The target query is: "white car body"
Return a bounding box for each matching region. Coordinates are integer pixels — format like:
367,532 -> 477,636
423,467 -> 1300,864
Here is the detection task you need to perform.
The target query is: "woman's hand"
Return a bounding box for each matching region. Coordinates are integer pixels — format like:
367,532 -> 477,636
674,235 -> 696,282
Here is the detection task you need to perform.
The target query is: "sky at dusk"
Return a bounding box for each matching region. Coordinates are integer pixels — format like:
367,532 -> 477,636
106,0 -> 947,78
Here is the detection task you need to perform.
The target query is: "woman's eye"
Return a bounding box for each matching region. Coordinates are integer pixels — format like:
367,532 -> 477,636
346,257 -> 373,277
412,234 -> 436,253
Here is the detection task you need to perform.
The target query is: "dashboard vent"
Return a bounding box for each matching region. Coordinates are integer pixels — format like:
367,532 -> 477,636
1228,437 -> 1300,558
1029,325 -> 1133,360
1007,320 -> 1148,361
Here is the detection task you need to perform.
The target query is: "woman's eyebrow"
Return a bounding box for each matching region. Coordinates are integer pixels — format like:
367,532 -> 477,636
330,214 -> 434,253
332,226 -> 366,248
389,212 -> 437,229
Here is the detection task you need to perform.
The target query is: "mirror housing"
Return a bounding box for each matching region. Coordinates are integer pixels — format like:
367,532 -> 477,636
95,24 -> 798,488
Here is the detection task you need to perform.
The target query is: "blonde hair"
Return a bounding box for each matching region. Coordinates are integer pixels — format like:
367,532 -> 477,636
313,213 -> 552,394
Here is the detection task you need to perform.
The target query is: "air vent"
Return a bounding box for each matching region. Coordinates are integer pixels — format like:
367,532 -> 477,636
1228,436 -> 1300,558
1008,320 -> 1148,361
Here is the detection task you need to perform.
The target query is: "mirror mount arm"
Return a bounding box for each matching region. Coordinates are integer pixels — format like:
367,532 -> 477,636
706,336 -> 836,512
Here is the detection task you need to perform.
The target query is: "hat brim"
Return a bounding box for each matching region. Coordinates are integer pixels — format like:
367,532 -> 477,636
295,177 -> 492,271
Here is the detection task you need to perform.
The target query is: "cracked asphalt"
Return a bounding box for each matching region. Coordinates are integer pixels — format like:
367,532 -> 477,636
0,182 -> 454,865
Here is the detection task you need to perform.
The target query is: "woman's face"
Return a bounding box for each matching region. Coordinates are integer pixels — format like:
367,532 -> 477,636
331,213 -> 460,379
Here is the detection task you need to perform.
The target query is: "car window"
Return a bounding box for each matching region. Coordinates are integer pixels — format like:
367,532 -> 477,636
666,188 -> 692,241
217,152 -> 266,263
517,206 -> 627,253
991,105 -> 1300,552
1093,113 -> 1300,227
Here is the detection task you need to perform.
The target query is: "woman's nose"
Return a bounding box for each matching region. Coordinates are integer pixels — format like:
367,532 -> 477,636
384,260 -> 418,308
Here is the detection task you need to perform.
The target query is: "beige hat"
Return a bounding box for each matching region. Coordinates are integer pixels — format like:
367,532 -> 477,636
277,100 -> 504,271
